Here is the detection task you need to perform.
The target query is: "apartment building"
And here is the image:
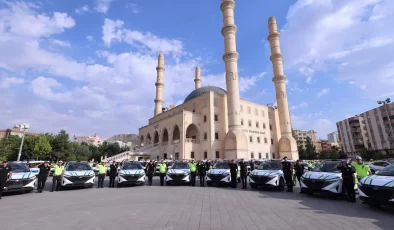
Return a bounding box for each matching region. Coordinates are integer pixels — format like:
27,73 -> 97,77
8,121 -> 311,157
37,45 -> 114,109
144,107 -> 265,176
293,130 -> 318,149
0,128 -> 40,139
327,131 -> 339,143
336,103 -> 394,155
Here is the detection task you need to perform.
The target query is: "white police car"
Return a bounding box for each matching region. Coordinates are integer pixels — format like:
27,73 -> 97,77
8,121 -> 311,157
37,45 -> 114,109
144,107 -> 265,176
61,161 -> 95,188
300,160 -> 357,195
358,164 -> 394,208
206,162 -> 240,186
165,162 -> 190,185
3,162 -> 37,193
117,161 -> 145,187
249,160 -> 285,190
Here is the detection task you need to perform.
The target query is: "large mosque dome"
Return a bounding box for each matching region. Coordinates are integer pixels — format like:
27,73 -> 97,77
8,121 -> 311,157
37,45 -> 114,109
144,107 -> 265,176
184,86 -> 227,103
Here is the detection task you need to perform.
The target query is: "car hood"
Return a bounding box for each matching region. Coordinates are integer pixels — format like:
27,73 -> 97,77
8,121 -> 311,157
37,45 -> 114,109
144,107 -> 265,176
360,175 -> 394,187
11,172 -> 36,180
30,168 -> 40,174
250,170 -> 282,176
207,169 -> 230,174
167,169 -> 190,174
119,169 -> 145,175
302,171 -> 341,180
64,170 -> 95,177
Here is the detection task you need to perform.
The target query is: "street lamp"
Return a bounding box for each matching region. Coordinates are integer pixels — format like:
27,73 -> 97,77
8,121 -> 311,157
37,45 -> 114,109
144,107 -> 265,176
14,123 -> 30,162
377,98 -> 393,148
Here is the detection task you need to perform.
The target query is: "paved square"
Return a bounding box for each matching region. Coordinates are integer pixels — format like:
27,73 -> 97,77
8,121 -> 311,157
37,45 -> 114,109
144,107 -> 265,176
0,178 -> 392,230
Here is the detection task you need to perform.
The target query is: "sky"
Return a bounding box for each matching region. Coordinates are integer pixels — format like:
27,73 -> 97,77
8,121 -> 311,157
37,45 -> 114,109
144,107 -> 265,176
1,0 -> 393,139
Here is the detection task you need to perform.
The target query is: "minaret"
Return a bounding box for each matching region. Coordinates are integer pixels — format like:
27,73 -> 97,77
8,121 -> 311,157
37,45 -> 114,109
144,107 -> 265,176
220,0 -> 248,159
154,52 -> 165,116
194,66 -> 201,89
268,16 -> 298,160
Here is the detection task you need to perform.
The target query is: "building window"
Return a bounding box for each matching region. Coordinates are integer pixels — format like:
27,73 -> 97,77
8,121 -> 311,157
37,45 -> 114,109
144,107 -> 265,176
203,115 -> 207,122
258,153 -> 262,159
215,132 -> 219,140
271,138 -> 274,145
248,120 -> 252,127
249,136 -> 253,143
191,152 -> 195,159
215,151 -> 219,159
241,119 -> 244,126
214,114 -> 218,122
164,153 -> 167,159
255,108 -> 258,116
261,110 -> 265,117
204,152 -> 207,159
204,133 -> 207,140
251,152 -> 254,159
240,105 -> 243,112
269,124 -> 272,130
266,153 -> 269,159
263,123 -> 266,129
175,152 -> 179,160
256,122 -> 259,128
272,153 -> 275,159
257,137 -> 260,143
264,138 -> 267,144
247,107 -> 251,114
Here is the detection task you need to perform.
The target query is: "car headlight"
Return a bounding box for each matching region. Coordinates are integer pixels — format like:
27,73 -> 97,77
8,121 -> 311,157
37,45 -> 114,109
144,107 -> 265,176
268,175 -> 278,179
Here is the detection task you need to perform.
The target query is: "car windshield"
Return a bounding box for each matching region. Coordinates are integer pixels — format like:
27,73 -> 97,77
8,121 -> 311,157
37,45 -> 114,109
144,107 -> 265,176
172,163 -> 189,169
65,162 -> 92,171
122,162 -> 143,170
257,162 -> 281,170
312,161 -> 341,173
167,162 -> 174,166
213,162 -> 230,169
8,163 -> 30,173
376,165 -> 394,176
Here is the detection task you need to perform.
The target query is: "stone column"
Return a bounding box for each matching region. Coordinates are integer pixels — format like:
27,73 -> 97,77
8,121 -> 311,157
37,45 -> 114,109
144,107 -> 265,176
154,52 -> 165,116
268,16 -> 298,160
220,0 -> 248,159
194,66 -> 201,89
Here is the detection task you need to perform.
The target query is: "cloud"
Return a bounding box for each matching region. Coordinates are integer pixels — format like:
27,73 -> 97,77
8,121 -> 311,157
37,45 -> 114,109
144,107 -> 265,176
75,5 -> 90,14
50,39 -> 71,47
0,76 -> 24,88
86,35 -> 93,41
126,3 -> 139,14
291,101 -> 308,110
291,115 -> 334,139
281,0 -> 394,98
317,88 -> 330,97
94,0 -> 114,14
306,77 -> 312,84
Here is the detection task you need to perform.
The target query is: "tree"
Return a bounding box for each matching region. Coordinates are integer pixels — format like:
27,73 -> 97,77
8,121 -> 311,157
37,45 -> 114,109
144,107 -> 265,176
0,135 -> 20,161
33,135 -> 52,160
21,135 -> 39,160
75,144 -> 92,161
298,144 -> 307,160
51,130 -> 70,160
305,136 -> 317,159
319,149 -> 339,159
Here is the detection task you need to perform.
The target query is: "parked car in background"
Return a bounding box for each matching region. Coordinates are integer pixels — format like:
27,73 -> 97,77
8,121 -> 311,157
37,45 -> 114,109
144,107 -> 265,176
369,161 -> 391,174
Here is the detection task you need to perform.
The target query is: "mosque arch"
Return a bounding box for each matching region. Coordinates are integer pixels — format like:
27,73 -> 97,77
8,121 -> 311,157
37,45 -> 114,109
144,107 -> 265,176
140,135 -> 144,144
153,131 -> 159,145
162,128 -> 169,143
185,124 -> 199,140
172,125 -> 180,143
146,133 -> 152,144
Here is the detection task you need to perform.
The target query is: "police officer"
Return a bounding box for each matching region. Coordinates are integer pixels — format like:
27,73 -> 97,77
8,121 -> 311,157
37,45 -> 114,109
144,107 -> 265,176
198,161 -> 207,187
35,161 -> 51,193
229,160 -> 238,188
337,159 -> 356,202
97,161 -> 106,188
189,159 -> 197,187
294,160 -> 304,189
307,161 -> 313,171
51,161 -> 64,192
351,156 -> 371,182
239,159 -> 248,189
282,157 -> 294,192
250,159 -> 255,171
0,161 -> 13,200
108,161 -> 117,188
157,159 -> 167,186
146,160 -> 155,186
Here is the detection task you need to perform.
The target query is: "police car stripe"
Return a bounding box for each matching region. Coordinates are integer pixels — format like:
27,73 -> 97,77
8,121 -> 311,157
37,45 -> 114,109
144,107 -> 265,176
383,180 -> 394,187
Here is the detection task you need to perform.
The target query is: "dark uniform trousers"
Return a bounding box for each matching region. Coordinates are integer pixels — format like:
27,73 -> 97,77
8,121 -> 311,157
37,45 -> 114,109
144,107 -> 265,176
109,176 -> 116,188
51,176 -> 61,191
147,172 -> 154,186
199,172 -> 205,186
230,172 -> 237,188
343,178 -> 356,202
37,175 -> 48,191
159,173 -> 165,186
240,173 -> 247,188
284,173 -> 293,191
0,180 -> 5,198
190,172 -> 196,186
98,174 -> 105,188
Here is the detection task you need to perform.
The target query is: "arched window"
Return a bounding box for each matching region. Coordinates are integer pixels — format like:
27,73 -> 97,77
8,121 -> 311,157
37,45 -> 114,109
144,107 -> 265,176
258,153 -> 262,159
251,152 -> 254,159
172,125 -> 180,143
162,129 -> 169,144
153,132 -> 159,145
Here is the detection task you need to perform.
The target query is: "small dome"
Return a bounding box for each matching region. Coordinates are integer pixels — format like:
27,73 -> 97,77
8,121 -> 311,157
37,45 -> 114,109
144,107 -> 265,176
184,86 -> 226,103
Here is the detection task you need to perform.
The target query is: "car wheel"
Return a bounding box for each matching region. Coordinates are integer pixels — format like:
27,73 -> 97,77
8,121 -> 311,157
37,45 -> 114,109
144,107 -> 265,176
25,189 -> 33,193
250,184 -> 257,189
117,183 -> 121,188
207,182 -> 212,186
87,185 -> 93,188
278,178 -> 285,191
368,202 -> 381,208
166,182 -> 170,186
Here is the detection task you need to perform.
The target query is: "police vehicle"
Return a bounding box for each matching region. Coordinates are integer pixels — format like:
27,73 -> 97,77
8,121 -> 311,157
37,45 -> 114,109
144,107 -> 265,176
61,161 -> 95,188
369,161 -> 392,174
206,162 -> 240,186
3,162 -> 37,193
300,160 -> 357,196
117,161 -> 145,187
358,164 -> 394,208
249,160 -> 285,190
165,161 -> 190,185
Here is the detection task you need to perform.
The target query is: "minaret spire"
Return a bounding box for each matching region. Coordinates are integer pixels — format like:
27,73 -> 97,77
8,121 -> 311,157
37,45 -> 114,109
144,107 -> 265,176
194,66 -> 201,89
268,16 -> 298,160
220,0 -> 248,159
154,52 -> 165,116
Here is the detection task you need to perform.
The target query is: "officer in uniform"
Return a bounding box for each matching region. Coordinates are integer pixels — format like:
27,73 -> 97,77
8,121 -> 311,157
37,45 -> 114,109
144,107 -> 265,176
35,161 -> 51,193
351,156 -> 371,182
282,157 -> 294,192
158,160 -> 167,186
0,161 -> 13,199
229,160 -> 238,188
108,161 -> 117,188
239,159 -> 248,189
337,159 -> 356,202
197,161 -> 207,187
146,160 -> 155,186
189,159 -> 197,186
294,160 -> 304,189
51,161 -> 64,192
97,161 -> 106,188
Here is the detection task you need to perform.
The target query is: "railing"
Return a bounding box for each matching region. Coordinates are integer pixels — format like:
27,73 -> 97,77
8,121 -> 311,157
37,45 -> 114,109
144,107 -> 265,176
185,138 -> 199,143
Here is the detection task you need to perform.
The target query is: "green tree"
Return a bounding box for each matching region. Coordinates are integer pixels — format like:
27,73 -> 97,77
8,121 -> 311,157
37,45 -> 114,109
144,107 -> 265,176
305,136 -> 317,159
21,135 -> 39,160
75,143 -> 92,161
298,144 -> 307,160
33,135 -> 52,160
0,135 -> 20,160
51,130 -> 70,160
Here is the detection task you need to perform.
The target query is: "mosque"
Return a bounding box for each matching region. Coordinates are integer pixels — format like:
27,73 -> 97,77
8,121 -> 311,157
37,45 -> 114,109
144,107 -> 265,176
138,0 -> 298,161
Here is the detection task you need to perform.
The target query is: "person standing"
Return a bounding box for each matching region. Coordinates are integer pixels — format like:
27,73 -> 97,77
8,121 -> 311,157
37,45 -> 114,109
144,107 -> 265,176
157,160 -> 167,186
337,160 -> 356,203
351,156 -> 371,182
294,160 -> 304,190
282,157 -> 294,192
189,159 -> 197,187
108,161 -> 117,188
35,161 -> 51,193
307,161 -> 313,171
229,160 -> 238,188
239,159 -> 248,189
250,160 -> 255,172
146,160 -> 155,186
51,161 -> 64,192
97,162 -> 106,188
198,161 -> 207,187
0,161 -> 12,200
